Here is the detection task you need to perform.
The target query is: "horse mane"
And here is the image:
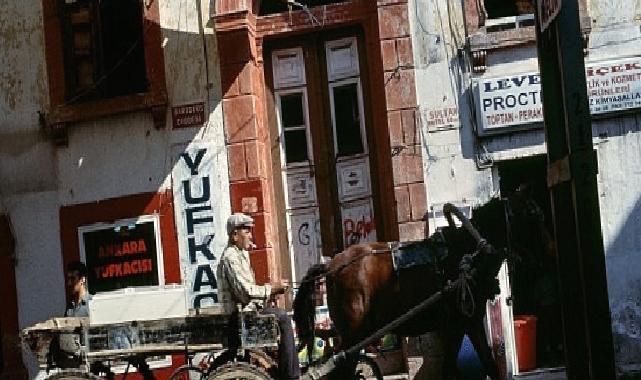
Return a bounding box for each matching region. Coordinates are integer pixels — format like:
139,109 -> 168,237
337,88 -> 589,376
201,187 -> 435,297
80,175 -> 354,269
470,197 -> 508,249
293,263 -> 328,352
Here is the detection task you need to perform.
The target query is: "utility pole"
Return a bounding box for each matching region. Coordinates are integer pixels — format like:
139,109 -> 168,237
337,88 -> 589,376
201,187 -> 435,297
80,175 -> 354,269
534,0 -> 616,379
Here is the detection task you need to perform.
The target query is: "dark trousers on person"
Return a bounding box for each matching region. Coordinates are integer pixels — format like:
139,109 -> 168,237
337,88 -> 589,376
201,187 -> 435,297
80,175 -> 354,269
262,307 -> 300,380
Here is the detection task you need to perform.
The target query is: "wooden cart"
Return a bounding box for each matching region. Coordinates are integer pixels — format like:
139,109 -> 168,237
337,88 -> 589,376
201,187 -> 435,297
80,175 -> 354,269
22,307 -> 280,380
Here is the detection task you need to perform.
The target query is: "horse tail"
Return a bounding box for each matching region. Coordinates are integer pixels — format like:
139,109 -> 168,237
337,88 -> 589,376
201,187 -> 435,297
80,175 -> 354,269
293,263 -> 328,355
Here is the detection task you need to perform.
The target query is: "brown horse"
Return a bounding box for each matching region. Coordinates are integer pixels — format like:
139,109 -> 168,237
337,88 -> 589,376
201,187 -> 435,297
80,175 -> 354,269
294,193 -> 552,379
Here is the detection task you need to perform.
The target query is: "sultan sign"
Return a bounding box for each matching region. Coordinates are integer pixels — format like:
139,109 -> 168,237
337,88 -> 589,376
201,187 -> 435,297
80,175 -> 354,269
474,56 -> 641,135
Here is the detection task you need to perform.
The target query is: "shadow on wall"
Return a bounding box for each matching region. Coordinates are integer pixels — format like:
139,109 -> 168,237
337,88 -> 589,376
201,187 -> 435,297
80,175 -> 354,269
605,195 -> 641,372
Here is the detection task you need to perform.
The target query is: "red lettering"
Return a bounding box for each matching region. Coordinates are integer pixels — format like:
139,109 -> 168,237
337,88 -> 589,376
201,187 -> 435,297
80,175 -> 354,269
122,242 -> 130,255
123,261 -> 132,275
138,239 -> 147,253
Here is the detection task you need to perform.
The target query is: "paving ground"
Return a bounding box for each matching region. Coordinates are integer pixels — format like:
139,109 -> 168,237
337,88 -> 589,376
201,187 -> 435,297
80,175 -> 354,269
380,368 -> 568,380
514,367 -> 567,380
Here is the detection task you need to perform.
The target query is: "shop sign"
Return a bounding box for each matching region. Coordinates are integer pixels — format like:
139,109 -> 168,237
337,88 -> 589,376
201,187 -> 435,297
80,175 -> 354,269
173,142 -> 229,310
474,56 -> 641,135
172,102 -> 205,129
425,106 -> 459,131
537,0 -> 562,32
79,217 -> 161,294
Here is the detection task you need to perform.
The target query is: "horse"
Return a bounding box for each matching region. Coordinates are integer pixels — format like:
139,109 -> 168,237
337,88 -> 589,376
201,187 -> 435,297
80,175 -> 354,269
293,190 -> 553,380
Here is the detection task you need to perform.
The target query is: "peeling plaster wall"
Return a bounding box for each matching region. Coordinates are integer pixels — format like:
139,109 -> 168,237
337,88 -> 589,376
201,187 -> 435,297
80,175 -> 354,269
0,0 -> 56,197
595,115 -> 641,370
409,0 -> 495,209
1,1 -> 229,377
410,0 -> 641,373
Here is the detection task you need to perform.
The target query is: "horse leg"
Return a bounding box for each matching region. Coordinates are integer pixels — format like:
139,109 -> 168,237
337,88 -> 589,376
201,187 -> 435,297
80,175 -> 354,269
467,320 -> 500,380
440,326 -> 465,380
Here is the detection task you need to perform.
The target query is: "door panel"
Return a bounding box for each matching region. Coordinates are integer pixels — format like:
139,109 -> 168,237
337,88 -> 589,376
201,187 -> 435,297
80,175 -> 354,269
326,38 -> 376,247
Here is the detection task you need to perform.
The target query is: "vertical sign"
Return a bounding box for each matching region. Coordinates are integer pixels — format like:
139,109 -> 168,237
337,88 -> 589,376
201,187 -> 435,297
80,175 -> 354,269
537,0 -> 562,31
173,142 -> 230,309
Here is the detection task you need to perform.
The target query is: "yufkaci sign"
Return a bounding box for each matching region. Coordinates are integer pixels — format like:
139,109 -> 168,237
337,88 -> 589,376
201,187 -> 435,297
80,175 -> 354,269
474,56 -> 641,134
537,0 -> 562,31
173,142 -> 230,309
79,218 -> 161,294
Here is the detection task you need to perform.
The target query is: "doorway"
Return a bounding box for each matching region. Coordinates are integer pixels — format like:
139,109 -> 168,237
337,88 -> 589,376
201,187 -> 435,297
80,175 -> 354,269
265,30 -> 381,285
497,156 -> 566,375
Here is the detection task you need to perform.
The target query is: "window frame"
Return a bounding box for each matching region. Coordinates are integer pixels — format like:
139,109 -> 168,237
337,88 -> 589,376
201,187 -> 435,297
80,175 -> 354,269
41,0 -> 167,130
464,0 -> 590,52
274,86 -> 314,170
327,77 -> 368,160
77,214 -> 166,293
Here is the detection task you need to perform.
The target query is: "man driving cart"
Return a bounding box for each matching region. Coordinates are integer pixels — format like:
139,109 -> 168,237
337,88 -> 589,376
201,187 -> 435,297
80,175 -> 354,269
216,212 -> 300,380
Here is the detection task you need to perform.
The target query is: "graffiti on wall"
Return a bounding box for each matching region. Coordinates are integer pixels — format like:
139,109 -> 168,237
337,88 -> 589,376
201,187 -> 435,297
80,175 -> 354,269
341,200 -> 376,247
289,209 -> 322,282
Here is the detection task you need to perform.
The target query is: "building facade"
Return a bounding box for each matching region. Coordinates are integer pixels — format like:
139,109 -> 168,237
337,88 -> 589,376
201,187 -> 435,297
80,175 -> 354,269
410,0 -> 641,376
2,0 -> 641,379
1,0 -> 427,378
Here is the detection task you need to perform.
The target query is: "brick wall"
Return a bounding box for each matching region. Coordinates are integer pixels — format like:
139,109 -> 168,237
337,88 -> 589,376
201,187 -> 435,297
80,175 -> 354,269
213,0 -> 428,285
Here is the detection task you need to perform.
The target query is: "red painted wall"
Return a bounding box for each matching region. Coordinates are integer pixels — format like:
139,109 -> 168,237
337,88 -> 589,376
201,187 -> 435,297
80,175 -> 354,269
0,215 -> 28,380
59,191 -> 181,380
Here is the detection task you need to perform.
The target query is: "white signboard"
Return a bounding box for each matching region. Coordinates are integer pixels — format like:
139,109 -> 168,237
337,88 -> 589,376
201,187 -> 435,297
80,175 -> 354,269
537,0 -> 562,32
474,56 -> 641,134
172,142 -> 230,310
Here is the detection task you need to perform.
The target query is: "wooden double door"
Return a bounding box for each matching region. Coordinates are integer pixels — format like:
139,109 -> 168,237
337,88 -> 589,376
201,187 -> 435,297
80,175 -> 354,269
265,30 -> 381,283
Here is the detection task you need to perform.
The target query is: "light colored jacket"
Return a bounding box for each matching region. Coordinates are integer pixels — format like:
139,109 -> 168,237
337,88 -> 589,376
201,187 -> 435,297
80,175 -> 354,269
216,244 -> 271,313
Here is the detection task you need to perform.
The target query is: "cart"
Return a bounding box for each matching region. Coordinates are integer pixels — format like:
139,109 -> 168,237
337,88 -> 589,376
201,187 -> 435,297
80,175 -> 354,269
22,306 -> 280,380
23,204 -> 490,380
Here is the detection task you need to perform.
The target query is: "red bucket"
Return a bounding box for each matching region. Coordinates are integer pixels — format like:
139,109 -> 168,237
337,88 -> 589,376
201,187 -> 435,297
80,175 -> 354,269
514,315 -> 537,372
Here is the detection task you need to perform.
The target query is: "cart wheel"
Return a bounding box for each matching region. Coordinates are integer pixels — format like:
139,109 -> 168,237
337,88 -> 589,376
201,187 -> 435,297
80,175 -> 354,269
206,362 -> 272,380
355,355 -> 383,380
44,370 -> 104,380
168,365 -> 206,380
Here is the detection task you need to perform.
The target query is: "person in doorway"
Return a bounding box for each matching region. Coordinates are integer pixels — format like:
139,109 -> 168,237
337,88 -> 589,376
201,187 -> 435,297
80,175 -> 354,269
42,261 -> 91,377
217,213 -> 300,380
65,261 -> 90,317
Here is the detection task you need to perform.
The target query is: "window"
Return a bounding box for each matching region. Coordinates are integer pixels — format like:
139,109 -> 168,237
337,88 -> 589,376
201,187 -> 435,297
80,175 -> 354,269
331,82 -> 364,156
279,92 -> 311,164
484,0 -> 533,20
259,0 -> 347,16
42,0 -> 167,131
61,0 -> 148,103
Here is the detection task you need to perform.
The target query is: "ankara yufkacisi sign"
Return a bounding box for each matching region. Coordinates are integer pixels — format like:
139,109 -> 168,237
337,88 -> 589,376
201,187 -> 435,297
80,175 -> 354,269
81,220 -> 160,293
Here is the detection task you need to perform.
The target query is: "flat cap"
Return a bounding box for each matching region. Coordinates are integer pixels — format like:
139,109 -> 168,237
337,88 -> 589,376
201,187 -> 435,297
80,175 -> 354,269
226,213 -> 254,235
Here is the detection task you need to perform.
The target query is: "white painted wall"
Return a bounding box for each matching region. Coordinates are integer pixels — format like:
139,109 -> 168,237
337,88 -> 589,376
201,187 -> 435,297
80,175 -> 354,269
0,0 -> 230,377
410,0 -> 641,373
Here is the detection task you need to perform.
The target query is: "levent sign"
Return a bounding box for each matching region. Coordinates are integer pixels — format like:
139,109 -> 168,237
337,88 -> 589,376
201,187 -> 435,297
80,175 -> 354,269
474,56 -> 641,135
